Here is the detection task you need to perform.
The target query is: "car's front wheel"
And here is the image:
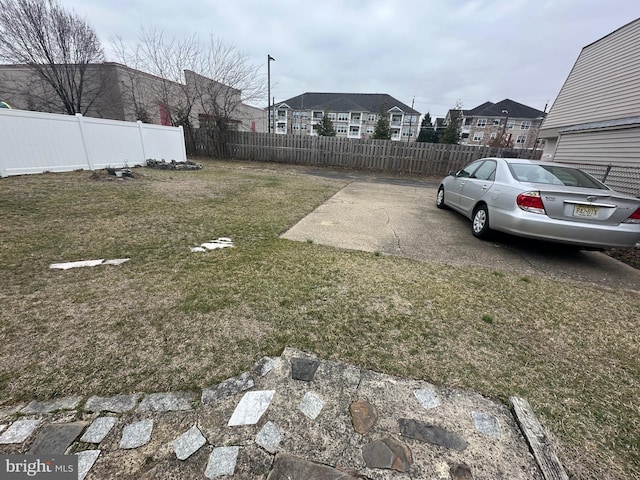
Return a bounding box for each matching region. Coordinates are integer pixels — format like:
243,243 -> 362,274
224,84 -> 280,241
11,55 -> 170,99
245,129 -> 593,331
472,204 -> 491,238
436,186 -> 447,209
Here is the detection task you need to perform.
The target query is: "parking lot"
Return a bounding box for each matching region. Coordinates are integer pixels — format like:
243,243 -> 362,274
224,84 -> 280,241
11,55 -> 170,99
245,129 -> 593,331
282,179 -> 640,291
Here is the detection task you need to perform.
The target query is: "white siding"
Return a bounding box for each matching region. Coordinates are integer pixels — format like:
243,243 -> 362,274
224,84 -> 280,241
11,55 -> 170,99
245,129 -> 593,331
541,18 -> 640,132
553,126 -> 640,166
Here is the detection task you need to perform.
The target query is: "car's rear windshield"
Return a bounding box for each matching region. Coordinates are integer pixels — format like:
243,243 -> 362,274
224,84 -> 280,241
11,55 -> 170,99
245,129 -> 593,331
508,164 -> 609,189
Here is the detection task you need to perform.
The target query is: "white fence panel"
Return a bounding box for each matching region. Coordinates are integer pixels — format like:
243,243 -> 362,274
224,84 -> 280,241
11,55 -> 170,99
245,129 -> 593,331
0,108 -> 186,177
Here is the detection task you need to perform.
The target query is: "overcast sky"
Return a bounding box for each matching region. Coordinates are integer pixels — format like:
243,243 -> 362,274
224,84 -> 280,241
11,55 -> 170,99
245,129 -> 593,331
60,0 -> 640,119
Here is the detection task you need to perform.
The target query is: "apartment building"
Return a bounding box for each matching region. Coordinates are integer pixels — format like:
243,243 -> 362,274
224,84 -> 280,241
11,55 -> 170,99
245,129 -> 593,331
447,99 -> 546,149
270,93 -> 420,141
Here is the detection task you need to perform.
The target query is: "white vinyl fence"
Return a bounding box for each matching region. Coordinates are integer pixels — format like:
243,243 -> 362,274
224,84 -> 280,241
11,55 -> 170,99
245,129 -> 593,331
0,108 -> 187,177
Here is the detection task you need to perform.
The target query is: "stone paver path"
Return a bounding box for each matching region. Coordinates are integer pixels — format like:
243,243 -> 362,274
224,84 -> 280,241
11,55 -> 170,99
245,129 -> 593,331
0,347 -> 545,479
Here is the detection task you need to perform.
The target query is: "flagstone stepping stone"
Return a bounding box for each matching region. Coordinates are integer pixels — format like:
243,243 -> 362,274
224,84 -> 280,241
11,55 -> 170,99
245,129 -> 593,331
80,417 -> 118,444
349,399 -> 378,434
471,411 -> 501,439
255,421 -> 282,454
228,390 -> 275,426
414,388 -> 440,409
77,450 -> 101,480
21,396 -> 82,414
298,392 -> 324,420
362,437 -> 413,472
399,418 -> 468,451
137,392 -> 195,412
85,393 -> 142,413
173,425 -> 206,460
119,419 -> 153,449
267,454 -> 359,480
205,446 -> 239,478
290,358 -> 319,381
28,422 -> 86,454
202,372 -> 254,404
0,419 -> 39,444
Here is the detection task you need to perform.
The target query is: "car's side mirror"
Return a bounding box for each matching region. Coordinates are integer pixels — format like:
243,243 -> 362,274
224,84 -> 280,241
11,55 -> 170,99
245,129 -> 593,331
449,170 -> 457,177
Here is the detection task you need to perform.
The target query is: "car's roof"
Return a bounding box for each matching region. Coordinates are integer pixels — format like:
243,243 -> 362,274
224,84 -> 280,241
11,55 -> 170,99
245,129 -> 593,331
478,157 -> 582,168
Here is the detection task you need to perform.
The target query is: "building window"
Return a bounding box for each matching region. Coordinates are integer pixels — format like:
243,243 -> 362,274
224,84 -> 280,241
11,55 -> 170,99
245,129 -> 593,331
476,118 -> 487,127
337,113 -> 349,122
368,114 -> 377,122
349,126 -> 360,135
337,125 -> 348,134
301,124 -> 307,130
313,111 -> 323,119
473,132 -> 484,142
516,135 -> 527,144
490,132 -> 497,139
493,119 -> 501,126
520,121 -> 531,130
328,112 -> 336,121
507,120 -> 515,129
366,126 -> 374,134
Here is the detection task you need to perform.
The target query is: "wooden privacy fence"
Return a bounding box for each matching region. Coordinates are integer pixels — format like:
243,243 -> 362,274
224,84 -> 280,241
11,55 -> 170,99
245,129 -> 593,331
189,130 -> 541,178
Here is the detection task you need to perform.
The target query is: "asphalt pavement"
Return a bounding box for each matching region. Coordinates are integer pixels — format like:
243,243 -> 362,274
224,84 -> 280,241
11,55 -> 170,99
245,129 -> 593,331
282,179 -> 640,291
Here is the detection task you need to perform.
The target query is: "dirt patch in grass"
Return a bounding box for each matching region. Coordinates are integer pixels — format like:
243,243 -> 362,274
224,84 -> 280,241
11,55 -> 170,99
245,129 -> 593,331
0,159 -> 638,479
607,246 -> 640,269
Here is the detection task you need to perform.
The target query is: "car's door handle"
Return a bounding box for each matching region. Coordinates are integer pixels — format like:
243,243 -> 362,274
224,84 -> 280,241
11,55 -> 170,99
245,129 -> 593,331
481,185 -> 489,190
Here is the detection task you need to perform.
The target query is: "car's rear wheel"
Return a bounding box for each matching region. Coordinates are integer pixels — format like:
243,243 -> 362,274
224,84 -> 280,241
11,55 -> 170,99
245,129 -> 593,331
472,204 -> 491,238
436,186 -> 447,209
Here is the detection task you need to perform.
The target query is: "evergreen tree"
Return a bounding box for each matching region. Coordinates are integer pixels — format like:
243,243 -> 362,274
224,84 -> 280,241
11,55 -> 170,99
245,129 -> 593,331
440,102 -> 463,144
417,112 -> 439,143
317,113 -> 336,136
373,114 -> 391,140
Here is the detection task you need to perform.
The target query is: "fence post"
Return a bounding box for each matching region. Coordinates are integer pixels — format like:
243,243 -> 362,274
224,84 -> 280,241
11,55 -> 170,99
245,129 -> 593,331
75,113 -> 94,170
137,121 -> 148,164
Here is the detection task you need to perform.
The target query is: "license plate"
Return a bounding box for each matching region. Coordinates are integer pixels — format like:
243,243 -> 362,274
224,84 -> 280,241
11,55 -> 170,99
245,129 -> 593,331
573,205 -> 599,218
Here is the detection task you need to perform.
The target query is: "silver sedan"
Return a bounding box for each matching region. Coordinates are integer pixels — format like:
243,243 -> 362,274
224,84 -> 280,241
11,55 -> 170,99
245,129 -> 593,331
436,157 -> 640,248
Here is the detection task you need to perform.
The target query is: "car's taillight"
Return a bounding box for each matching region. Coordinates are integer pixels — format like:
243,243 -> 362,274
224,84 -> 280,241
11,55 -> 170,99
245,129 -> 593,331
623,207 -> 640,224
516,191 -> 546,214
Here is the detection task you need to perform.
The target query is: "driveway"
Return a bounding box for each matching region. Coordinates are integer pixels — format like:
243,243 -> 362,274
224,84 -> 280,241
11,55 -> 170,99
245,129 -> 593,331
281,180 -> 640,291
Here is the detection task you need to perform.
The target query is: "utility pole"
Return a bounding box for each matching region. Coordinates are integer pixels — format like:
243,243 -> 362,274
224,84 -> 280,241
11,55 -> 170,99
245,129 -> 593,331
407,97 -> 415,143
267,54 -> 275,133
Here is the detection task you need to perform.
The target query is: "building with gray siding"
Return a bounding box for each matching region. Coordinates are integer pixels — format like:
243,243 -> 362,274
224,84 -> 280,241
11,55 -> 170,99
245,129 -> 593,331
539,18 -> 640,166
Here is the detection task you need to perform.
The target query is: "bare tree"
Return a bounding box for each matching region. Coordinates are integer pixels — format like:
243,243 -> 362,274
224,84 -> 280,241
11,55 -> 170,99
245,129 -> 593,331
114,29 -> 264,154
0,0 -> 105,115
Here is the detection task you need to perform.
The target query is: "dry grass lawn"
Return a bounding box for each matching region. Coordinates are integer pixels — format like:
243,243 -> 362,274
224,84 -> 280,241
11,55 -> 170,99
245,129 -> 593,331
0,159 -> 638,479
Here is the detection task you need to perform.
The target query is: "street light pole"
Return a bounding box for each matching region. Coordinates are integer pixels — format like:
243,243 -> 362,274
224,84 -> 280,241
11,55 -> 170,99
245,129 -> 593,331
267,54 -> 275,133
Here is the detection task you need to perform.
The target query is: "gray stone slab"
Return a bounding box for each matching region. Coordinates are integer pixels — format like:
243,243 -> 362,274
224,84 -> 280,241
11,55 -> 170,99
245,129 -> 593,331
362,437 -> 413,472
21,396 -> 83,414
255,421 -> 282,454
29,422 -> 86,454
205,446 -> 239,478
0,419 -> 39,444
119,419 -> 153,449
85,393 -> 142,413
399,418 -> 468,451
80,416 -> 118,444
414,388 -> 440,409
172,425 -> 206,460
201,372 -> 255,404
472,411 -> 501,438
228,390 -> 275,426
290,357 -> 319,381
253,356 -> 276,377
137,391 -> 195,412
77,450 -> 101,480
266,454 -> 359,480
298,391 -> 324,420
